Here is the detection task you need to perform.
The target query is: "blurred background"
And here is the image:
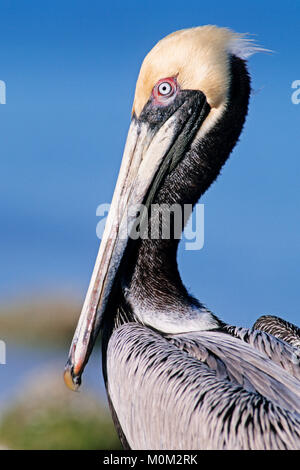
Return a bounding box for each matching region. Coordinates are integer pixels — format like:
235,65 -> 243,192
0,0 -> 299,449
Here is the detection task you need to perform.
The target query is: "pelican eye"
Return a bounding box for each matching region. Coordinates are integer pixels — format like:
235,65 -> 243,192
158,82 -> 173,96
153,77 -> 177,104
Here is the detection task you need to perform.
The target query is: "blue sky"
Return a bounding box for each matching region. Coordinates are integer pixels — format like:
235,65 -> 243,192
0,0 -> 299,328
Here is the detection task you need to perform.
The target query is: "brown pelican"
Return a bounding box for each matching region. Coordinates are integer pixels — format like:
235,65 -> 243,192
64,26 -> 300,449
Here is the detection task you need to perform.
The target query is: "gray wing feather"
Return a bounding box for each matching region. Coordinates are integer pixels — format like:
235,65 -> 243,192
252,315 -> 300,349
224,324 -> 300,380
167,330 -> 300,412
106,323 -> 300,450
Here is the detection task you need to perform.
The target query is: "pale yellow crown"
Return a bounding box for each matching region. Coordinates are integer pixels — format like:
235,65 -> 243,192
133,25 -> 263,118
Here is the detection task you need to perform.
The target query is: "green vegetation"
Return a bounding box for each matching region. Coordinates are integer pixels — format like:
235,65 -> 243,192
0,296 -> 81,346
0,296 -> 123,449
0,367 -> 122,450
0,402 -> 121,450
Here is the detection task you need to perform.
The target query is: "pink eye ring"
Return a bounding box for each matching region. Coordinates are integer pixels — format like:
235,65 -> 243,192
153,77 -> 178,103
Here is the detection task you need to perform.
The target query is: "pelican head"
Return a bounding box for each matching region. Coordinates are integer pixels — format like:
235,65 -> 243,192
64,25 -> 262,390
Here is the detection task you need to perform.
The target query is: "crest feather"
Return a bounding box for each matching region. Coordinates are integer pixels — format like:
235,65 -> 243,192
228,34 -> 272,59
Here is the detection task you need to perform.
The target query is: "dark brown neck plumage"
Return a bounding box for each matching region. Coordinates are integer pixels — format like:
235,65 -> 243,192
121,56 -> 251,315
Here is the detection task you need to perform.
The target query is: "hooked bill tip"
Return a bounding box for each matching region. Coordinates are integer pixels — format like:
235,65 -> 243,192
63,363 -> 82,392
